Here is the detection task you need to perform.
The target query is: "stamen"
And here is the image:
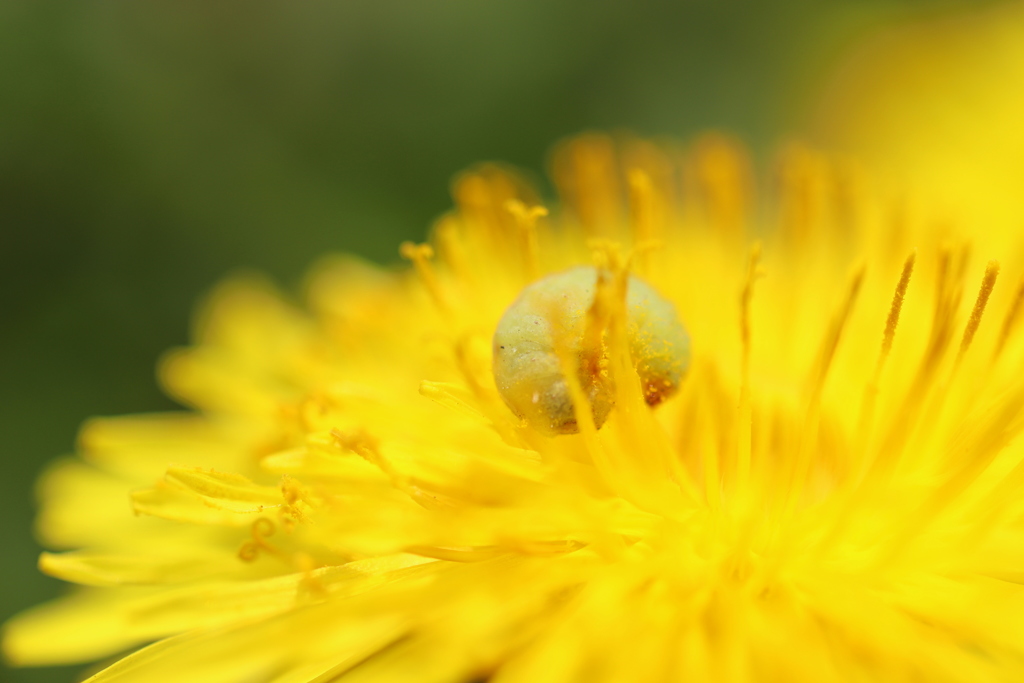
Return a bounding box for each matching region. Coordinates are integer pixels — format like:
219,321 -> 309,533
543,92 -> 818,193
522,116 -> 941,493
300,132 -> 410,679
957,260 -> 1000,361
238,518 -> 281,562
854,251 -> 915,474
899,261 -> 1001,476
628,169 -> 657,275
430,346 -> 528,448
551,134 -> 623,236
331,427 -> 449,509
541,256 -> 635,500
811,253 -> 917,562
433,216 -> 475,290
777,144 -> 827,244
808,264 -> 866,404
400,241 -> 451,318
601,247 -> 698,511
578,254 -> 624,402
552,313 -> 617,488
588,238 -> 660,280
736,243 -> 763,487
280,476 -> 310,527
869,245 -> 966,482
739,244 -> 763,383
331,427 -> 390,474
788,264 -> 865,511
452,166 -> 532,244
881,251 -> 916,363
691,133 -> 750,240
628,169 -> 654,239
450,335 -> 487,399
505,199 -> 547,282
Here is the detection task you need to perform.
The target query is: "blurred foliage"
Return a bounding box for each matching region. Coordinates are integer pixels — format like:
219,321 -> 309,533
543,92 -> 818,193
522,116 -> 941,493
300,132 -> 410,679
0,0 -> 991,680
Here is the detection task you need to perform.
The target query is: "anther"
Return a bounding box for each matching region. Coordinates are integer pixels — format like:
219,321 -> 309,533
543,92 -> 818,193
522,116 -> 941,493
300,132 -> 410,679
856,251 -> 917,455
505,199 -> 547,282
881,251 -> 916,361
400,241 -> 451,317
958,260 -> 1000,360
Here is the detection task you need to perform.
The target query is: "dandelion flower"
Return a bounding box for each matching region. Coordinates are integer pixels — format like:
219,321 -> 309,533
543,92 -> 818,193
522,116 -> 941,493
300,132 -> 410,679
7,132 -> 1024,682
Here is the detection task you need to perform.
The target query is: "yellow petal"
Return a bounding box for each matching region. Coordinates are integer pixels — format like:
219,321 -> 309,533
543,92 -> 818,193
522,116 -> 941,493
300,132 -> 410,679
39,550 -> 237,587
78,413 -> 264,480
5,555 -> 435,666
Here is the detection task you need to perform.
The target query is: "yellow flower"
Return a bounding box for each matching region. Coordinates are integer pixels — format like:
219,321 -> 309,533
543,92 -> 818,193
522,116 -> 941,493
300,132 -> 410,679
6,131 -> 1024,682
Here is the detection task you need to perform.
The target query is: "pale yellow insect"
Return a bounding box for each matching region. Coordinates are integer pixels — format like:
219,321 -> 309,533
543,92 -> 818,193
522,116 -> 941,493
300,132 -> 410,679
492,266 -> 690,435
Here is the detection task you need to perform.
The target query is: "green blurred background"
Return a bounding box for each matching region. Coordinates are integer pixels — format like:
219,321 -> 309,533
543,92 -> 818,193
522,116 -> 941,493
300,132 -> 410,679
0,1 -> 988,680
